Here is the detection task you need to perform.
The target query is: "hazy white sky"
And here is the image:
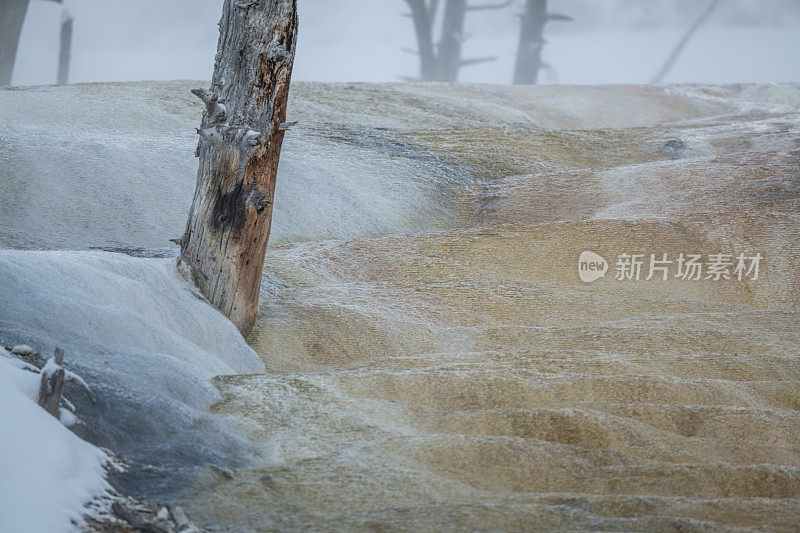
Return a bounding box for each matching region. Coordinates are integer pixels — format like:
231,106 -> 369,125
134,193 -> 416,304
11,0 -> 800,86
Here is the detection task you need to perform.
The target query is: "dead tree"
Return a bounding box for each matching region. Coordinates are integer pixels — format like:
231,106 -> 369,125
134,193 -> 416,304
57,10 -> 72,85
651,0 -> 718,84
404,0 -> 511,82
0,0 -> 30,86
513,0 -> 572,85
0,0 -> 63,86
177,0 -> 298,334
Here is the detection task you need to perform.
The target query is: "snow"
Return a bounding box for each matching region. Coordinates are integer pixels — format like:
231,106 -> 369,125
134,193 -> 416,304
11,344 -> 34,355
0,350 -> 111,533
3,356 -> 40,374
0,250 -> 264,481
59,407 -> 79,428
40,356 -> 61,380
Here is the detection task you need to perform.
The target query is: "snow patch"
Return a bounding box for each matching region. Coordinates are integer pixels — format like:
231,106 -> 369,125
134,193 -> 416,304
0,351 -> 111,533
11,344 -> 34,355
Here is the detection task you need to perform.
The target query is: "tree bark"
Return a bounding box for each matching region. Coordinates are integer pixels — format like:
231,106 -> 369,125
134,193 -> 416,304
178,0 -> 298,334
0,0 -> 30,86
513,0 -> 547,85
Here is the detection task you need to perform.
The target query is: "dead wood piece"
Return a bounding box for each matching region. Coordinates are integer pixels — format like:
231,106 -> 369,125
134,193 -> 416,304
179,0 -> 299,334
111,502 -> 169,533
37,347 -> 65,418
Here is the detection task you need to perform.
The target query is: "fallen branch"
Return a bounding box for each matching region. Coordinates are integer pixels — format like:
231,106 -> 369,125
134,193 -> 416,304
65,368 -> 97,403
111,502 -> 169,533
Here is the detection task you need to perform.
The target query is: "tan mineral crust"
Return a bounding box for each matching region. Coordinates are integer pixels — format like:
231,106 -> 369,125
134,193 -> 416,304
183,82 -> 800,531
4,81 -> 799,531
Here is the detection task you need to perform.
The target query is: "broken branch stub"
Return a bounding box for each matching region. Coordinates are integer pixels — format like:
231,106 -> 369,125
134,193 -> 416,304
37,347 -> 66,418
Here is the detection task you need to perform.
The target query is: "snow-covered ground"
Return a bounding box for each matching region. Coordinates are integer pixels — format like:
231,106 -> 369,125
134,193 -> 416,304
0,350 -> 110,533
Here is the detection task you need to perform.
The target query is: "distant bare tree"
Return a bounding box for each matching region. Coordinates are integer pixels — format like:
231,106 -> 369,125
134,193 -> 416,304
404,0 -> 512,82
513,0 -> 572,85
651,0 -> 719,84
0,0 -> 31,86
0,0 -> 67,87
57,11 -> 73,85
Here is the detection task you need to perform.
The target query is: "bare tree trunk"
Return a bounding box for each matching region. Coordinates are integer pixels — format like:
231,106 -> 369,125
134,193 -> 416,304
403,0 -> 508,82
0,0 -> 30,86
406,0 -> 437,81
178,0 -> 298,334
513,0 -> 546,84
57,11 -> 73,85
437,0 -> 467,82
651,0 -> 718,85
513,1 -> 572,85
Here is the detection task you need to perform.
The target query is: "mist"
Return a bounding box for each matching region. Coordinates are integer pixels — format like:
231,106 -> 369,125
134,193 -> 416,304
9,0 -> 800,87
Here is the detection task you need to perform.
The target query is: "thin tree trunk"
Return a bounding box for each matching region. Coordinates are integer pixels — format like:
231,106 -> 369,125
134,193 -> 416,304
57,12 -> 73,85
406,0 -> 437,81
437,0 -> 467,82
178,0 -> 298,334
513,0 -> 547,84
404,0 -> 508,82
651,0 -> 718,85
0,0 -> 30,86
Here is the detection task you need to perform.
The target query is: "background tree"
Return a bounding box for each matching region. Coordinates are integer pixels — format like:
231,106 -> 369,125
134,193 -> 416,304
0,0 -> 70,87
0,0 -> 33,86
177,0 -> 298,334
513,0 -> 572,85
404,0 -> 511,82
651,0 -> 719,84
57,10 -> 73,85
